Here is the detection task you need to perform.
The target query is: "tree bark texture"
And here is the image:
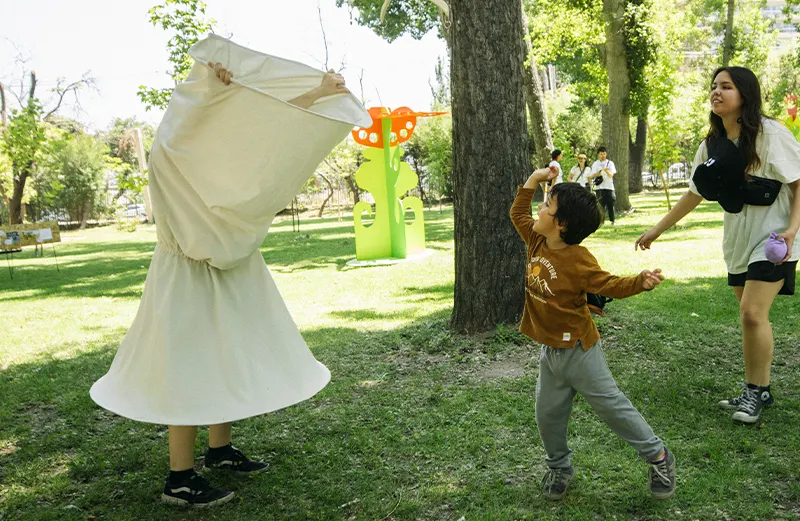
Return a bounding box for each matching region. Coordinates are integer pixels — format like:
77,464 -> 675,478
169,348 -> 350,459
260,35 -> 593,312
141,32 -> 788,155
628,116 -> 647,194
9,161 -> 32,225
521,8 -> 554,169
450,0 -> 530,333
603,0 -> 631,211
723,0 -> 735,66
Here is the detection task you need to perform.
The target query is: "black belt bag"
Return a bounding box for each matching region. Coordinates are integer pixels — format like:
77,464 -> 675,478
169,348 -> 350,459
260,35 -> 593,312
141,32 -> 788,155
743,175 -> 782,206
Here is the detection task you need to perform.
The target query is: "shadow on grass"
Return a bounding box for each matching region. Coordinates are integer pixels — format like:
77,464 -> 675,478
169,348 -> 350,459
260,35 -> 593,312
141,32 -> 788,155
0,212 -> 455,298
1,274 -> 798,520
263,213 -> 454,272
0,241 -> 156,303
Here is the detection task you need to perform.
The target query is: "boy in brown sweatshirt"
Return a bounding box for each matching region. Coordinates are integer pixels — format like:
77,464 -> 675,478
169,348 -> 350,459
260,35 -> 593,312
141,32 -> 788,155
510,167 -> 675,501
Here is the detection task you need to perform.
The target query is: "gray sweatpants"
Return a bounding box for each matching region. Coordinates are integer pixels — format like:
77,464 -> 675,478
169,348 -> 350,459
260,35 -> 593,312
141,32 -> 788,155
535,341 -> 664,469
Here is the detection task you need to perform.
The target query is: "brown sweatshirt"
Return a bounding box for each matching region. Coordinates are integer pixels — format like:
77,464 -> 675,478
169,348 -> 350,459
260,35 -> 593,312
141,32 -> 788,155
510,187 -> 646,350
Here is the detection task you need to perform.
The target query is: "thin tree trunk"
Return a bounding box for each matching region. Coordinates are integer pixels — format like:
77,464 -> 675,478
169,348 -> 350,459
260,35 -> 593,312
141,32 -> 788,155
723,0 -> 735,66
450,0 -> 530,333
9,73 -> 39,225
345,175 -> 360,204
628,116 -> 647,194
9,161 -> 33,225
0,82 -> 7,128
80,198 -> 94,230
317,172 -> 334,218
604,0 -> 631,211
0,83 -> 5,223
521,7 -> 554,169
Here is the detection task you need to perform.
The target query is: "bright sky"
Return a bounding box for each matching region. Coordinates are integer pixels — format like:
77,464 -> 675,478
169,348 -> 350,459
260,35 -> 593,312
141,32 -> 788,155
0,0 -> 448,132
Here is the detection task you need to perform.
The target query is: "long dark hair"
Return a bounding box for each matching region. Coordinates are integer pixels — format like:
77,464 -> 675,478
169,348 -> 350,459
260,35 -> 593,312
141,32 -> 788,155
705,66 -> 764,173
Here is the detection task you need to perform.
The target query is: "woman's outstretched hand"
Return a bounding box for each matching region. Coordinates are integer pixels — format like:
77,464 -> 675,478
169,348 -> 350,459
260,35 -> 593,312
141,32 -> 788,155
635,228 -> 661,251
317,69 -> 349,97
208,62 -> 233,85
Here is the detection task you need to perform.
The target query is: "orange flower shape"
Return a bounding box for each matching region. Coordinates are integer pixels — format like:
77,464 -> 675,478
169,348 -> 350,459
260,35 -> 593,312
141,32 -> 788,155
352,106 -> 448,148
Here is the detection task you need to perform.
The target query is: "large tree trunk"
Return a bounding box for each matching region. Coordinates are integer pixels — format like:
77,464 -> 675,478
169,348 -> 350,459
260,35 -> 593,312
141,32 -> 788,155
450,0 -> 530,333
722,0 -> 735,66
601,103 -> 611,146
628,116 -> 647,194
604,0 -> 631,211
521,8 -> 553,169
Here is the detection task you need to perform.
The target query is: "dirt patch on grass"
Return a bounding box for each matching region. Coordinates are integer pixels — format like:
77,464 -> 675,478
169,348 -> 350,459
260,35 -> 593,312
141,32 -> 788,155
17,403 -> 63,433
387,341 -> 537,383
471,358 -> 528,380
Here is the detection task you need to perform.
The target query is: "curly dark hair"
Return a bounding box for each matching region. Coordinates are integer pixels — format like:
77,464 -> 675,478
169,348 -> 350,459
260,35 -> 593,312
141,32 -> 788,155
706,66 -> 765,174
549,182 -> 603,245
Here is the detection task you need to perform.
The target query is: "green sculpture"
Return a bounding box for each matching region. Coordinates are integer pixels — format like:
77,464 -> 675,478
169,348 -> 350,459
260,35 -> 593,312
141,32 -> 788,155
350,107 -> 446,261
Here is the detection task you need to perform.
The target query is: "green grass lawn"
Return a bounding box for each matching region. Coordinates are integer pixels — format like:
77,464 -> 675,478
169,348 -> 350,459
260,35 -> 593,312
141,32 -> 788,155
1,191 -> 798,521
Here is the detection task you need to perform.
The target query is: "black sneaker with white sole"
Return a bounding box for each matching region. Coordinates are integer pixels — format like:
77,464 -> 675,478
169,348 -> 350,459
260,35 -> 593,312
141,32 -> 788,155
161,471 -> 234,508
204,445 -> 269,473
718,384 -> 773,411
732,386 -> 769,424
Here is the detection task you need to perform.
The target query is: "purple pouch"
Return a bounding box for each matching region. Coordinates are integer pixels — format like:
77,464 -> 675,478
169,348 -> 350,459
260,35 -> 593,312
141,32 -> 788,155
765,232 -> 788,264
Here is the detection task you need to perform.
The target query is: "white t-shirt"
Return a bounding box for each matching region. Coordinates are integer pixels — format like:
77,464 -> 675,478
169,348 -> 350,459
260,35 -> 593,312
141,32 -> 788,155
549,160 -> 564,184
570,165 -> 591,185
689,118 -> 800,274
591,159 -> 616,190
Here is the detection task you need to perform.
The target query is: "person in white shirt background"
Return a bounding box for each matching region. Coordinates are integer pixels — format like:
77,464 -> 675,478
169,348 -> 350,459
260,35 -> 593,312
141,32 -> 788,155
549,149 -> 564,185
590,146 -> 617,224
569,153 -> 592,190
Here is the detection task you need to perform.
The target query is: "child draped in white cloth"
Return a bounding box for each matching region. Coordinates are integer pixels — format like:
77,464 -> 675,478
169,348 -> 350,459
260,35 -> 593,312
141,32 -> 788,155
90,35 -> 371,508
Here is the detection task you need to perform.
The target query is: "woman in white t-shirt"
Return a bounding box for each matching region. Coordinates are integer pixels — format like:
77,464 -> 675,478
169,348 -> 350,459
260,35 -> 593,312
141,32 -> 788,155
568,153 -> 592,190
635,66 -> 800,425
549,149 -> 564,185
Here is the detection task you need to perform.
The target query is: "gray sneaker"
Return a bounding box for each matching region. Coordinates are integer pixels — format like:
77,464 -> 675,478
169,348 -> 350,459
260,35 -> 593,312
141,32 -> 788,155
541,467 -> 574,500
648,448 -> 676,500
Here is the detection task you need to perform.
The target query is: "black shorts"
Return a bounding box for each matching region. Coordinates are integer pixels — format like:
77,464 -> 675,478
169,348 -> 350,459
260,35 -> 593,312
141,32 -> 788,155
727,261 -> 798,296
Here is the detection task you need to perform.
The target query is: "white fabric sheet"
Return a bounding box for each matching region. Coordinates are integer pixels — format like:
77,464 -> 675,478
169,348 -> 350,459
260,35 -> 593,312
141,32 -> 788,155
90,35 -> 371,425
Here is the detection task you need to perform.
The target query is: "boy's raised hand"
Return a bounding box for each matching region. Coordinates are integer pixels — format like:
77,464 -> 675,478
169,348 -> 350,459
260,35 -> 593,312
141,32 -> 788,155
523,166 -> 558,189
640,268 -> 665,290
